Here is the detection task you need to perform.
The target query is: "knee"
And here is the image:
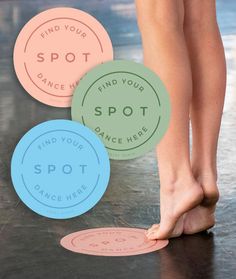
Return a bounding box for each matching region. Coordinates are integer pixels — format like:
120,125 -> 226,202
135,0 -> 184,34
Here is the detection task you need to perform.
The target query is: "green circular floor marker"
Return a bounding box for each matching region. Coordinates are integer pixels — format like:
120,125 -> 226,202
71,60 -> 171,160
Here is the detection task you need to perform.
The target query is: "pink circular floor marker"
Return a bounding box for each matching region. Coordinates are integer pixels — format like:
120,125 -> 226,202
60,227 -> 169,256
13,7 -> 113,107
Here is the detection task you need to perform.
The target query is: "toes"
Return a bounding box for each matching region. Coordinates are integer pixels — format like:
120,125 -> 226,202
149,224 -> 159,231
145,224 -> 159,235
145,217 -> 185,240
146,221 -> 183,240
146,231 -> 159,240
146,228 -> 165,240
151,224 -> 159,229
146,226 -> 168,240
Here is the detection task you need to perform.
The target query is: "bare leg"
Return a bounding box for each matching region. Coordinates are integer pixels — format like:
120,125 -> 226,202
183,0 -> 226,234
135,0 -> 203,239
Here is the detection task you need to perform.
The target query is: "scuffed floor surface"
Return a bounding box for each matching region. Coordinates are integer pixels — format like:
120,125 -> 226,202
0,0 -> 236,278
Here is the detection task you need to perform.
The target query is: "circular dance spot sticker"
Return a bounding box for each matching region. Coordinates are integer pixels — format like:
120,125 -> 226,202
60,227 -> 169,256
71,60 -> 171,160
11,120 -> 110,219
13,7 -> 113,107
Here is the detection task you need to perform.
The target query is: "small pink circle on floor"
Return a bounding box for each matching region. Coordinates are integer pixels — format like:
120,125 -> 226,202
60,227 -> 169,256
13,7 -> 113,107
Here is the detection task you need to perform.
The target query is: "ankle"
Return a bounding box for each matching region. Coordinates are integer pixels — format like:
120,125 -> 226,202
160,173 -> 199,194
191,157 -> 217,177
191,165 -> 218,182
159,163 -> 194,184
191,164 -> 219,205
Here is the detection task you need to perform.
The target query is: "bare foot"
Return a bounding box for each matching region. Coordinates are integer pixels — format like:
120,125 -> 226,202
147,216 -> 185,239
183,172 -> 219,234
146,177 -> 203,240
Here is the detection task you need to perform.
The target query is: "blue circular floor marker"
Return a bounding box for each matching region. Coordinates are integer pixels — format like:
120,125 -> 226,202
11,120 -> 110,219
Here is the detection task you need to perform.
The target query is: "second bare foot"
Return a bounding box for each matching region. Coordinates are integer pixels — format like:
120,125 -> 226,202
183,172 -> 219,234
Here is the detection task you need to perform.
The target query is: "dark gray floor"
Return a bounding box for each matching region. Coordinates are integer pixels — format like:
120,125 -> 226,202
0,1 -> 236,278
